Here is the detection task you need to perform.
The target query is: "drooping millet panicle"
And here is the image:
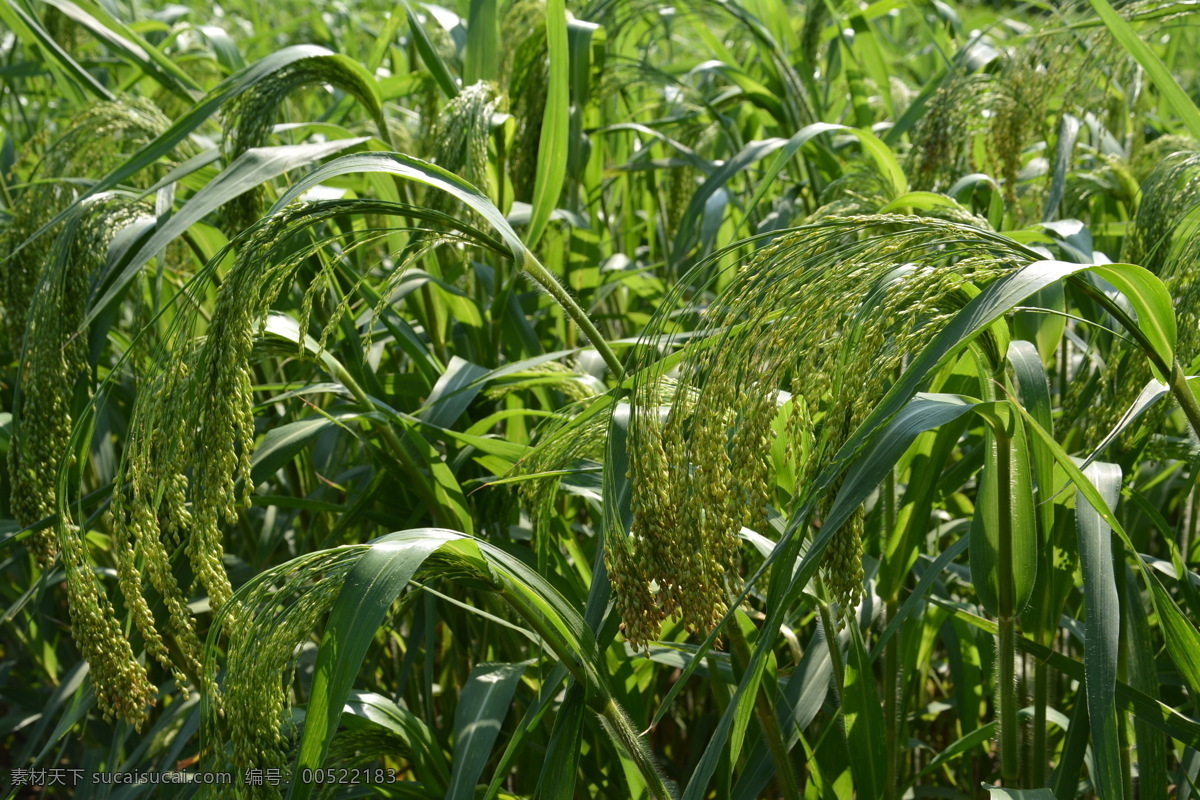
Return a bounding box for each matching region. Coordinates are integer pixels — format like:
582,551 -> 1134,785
8,195 -> 149,565
114,200 -> 425,638
906,76 -> 991,192
1124,143 -> 1200,272
58,519 -> 159,728
0,99 -> 172,351
202,547 -> 366,800
118,207 -> 306,617
988,49 -> 1054,217
507,26 -> 549,203
664,127 -> 715,232
110,354 -> 211,701
428,82 -> 502,222
901,6 -> 1153,218
220,56 -> 391,235
1068,143 -> 1200,446
612,216 -> 1023,647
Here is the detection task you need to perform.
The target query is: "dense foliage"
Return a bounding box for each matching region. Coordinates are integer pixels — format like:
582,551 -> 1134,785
2,0 -> 1200,797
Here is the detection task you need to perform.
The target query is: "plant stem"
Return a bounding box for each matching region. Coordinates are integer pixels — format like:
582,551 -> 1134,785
1031,659 -> 1048,786
597,698 -> 676,800
998,617 -> 1019,783
881,463 -> 900,798
520,251 -> 625,381
996,427 -> 1019,783
817,599 -> 845,690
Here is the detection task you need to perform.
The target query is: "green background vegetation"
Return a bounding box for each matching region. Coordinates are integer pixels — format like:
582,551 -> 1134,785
1,0 -> 1200,797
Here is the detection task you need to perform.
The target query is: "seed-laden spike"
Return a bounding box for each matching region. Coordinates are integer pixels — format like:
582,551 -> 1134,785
506,22 -> 549,203
427,82 -> 503,224
1066,141 -> 1200,447
0,98 -> 174,353
220,56 -> 390,235
58,519 -> 158,729
8,195 -> 150,566
115,200 -> 441,642
201,547 -> 366,800
110,356 -> 210,698
508,376 -> 656,581
821,484 -> 866,622
612,215 -> 1027,646
1124,142 -> 1200,273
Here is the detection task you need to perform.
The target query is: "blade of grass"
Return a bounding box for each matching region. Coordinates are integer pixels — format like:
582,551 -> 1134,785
1084,0 -> 1200,140
1075,461 -> 1123,800
526,0 -> 568,249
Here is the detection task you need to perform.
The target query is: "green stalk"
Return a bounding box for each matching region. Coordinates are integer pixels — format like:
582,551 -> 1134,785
1186,481 -> 1199,562
1115,553 -> 1134,800
817,597 -> 845,690
419,282 -> 449,364
882,466 -> 900,799
997,617 -> 1019,782
1030,660 -> 1048,785
995,427 -> 1019,783
596,698 -> 675,800
520,250 -> 625,381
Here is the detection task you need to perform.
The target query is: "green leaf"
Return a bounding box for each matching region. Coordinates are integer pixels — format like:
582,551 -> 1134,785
1075,461 -> 1123,800
872,534 -> 970,661
833,260 -> 1179,490
446,662 -> 529,800
1084,0 -> 1200,141
289,529 -> 461,800
931,598 -> 1200,744
982,786 -> 1056,799
7,46 -> 383,279
526,0 -> 569,248
1011,402 -> 1200,699
463,0 -> 499,84
250,417 -> 339,485
87,139 -> 369,326
1088,264 -> 1177,379
843,623 -> 887,800
0,0 -> 112,102
41,0 -> 202,101
914,722 -> 996,781
1123,565 -> 1168,800
341,691 -> 450,791
268,152 -> 528,267
402,0 -> 460,99
535,682 -> 586,800
684,123 -> 907,259
418,356 -> 491,429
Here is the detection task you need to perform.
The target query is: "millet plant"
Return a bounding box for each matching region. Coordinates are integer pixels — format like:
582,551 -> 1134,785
1,0 -> 1200,797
